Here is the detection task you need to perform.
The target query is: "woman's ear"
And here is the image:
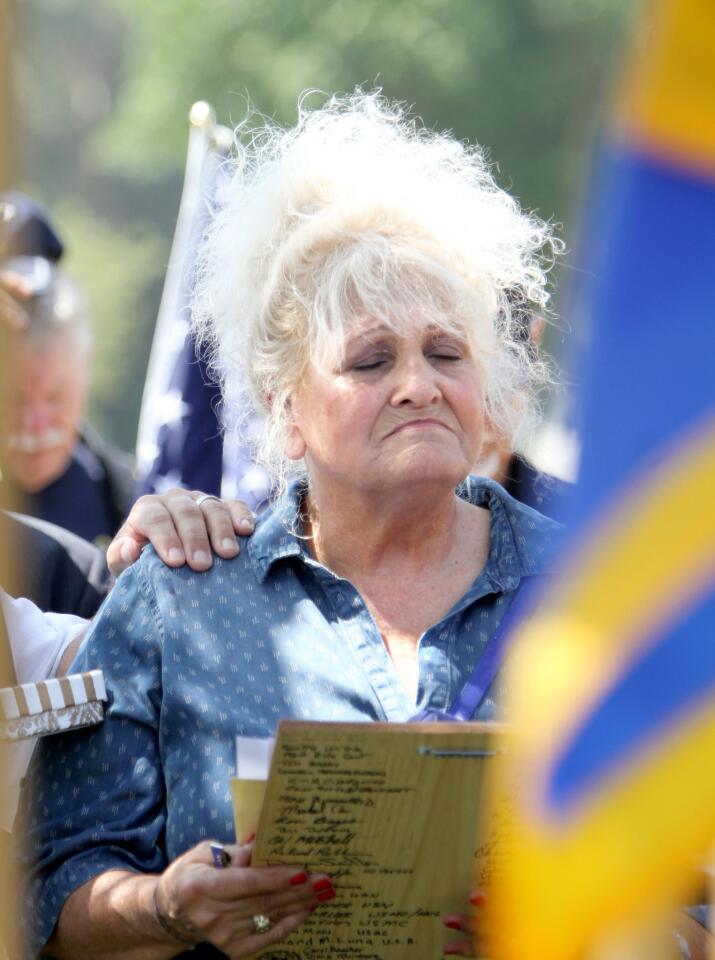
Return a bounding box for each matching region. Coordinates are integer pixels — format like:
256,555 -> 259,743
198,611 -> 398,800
282,394 -> 307,461
284,423 -> 307,461
474,414 -> 512,485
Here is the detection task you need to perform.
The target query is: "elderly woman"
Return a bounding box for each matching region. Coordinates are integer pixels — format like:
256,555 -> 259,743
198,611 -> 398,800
23,91 -> 560,959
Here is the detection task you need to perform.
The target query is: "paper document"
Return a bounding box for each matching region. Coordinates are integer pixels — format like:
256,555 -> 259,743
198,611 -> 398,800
239,720 -> 503,960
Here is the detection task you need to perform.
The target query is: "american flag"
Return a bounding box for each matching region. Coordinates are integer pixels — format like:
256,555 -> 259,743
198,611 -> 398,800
135,102 -> 271,511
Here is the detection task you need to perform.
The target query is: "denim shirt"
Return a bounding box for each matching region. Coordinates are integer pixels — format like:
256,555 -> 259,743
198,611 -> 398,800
21,477 -> 560,955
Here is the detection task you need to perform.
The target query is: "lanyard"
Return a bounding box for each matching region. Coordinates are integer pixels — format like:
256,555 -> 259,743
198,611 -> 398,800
410,580 -> 539,723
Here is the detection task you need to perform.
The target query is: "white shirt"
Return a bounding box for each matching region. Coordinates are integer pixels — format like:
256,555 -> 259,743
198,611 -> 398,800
1,590 -> 88,830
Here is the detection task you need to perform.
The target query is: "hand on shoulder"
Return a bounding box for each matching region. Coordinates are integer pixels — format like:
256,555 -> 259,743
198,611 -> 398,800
107,489 -> 256,578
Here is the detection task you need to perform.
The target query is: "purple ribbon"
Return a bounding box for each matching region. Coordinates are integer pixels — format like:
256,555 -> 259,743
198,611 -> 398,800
410,581 -> 538,723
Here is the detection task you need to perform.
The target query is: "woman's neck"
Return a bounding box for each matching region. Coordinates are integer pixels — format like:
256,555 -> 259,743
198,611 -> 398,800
301,477 -> 492,701
302,478 -> 477,577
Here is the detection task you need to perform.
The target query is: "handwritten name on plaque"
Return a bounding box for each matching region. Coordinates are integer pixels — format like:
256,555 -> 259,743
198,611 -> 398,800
251,721 -> 501,960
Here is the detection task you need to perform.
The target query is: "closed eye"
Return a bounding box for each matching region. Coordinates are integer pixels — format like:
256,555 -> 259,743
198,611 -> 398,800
352,358 -> 387,370
425,335 -> 468,362
348,349 -> 394,371
427,348 -> 464,363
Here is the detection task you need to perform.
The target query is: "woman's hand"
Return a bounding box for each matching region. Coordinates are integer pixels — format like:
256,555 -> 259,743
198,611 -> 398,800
154,841 -> 334,957
107,489 -> 256,578
441,891 -> 485,957
46,841 -> 336,960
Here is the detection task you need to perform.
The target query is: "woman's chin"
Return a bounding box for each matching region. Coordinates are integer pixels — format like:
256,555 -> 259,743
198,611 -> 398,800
374,452 -> 469,492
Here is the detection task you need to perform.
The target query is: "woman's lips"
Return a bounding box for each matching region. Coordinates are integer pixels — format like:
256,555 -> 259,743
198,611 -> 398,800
386,418 -> 452,437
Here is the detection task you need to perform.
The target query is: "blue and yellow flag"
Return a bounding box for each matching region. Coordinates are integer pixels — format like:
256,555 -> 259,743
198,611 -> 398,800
487,1 -> 715,957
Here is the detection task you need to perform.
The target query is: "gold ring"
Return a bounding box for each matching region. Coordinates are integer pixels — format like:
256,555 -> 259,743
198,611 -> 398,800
252,913 -> 273,935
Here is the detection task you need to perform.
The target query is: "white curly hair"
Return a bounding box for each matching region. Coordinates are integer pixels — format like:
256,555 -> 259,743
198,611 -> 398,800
193,89 -> 560,491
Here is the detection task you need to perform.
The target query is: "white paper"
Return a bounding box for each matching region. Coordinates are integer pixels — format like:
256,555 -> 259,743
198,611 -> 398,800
235,735 -> 274,780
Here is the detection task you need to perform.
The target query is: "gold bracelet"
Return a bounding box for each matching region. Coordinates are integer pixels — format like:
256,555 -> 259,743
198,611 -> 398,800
152,883 -> 197,946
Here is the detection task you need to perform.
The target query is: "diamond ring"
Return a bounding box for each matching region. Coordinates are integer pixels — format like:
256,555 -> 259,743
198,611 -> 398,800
251,913 -> 273,935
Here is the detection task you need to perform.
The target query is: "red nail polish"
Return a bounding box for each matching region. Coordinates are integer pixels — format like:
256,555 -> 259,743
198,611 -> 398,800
289,871 -> 309,886
313,878 -> 332,892
443,949 -> 460,956
317,888 -> 336,901
469,892 -> 486,907
443,919 -> 461,931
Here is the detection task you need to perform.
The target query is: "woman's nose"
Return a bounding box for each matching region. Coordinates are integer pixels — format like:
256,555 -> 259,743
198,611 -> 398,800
390,354 -> 441,407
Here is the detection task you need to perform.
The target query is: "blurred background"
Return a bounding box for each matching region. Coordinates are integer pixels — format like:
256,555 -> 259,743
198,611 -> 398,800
5,0 -> 639,456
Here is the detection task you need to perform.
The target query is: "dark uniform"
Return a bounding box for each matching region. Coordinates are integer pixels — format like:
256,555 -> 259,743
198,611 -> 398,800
0,511 -> 110,619
502,454 -> 571,520
16,423 -> 135,548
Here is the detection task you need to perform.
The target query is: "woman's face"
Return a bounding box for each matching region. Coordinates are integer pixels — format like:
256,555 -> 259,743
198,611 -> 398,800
286,320 -> 486,497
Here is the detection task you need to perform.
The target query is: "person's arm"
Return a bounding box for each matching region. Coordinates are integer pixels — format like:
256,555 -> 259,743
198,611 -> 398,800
47,843 -> 326,960
55,621 -> 89,675
21,562 -> 331,958
107,489 -> 255,577
0,591 -> 87,684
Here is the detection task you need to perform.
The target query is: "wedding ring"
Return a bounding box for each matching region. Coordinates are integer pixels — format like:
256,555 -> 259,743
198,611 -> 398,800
251,913 -> 273,935
195,493 -> 222,508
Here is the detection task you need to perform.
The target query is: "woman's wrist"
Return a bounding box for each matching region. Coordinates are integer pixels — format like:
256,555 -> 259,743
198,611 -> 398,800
152,877 -> 198,947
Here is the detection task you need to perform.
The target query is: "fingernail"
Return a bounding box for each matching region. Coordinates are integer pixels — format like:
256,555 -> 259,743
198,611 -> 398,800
317,888 -> 335,902
443,919 -> 461,931
289,871 -> 309,886
313,878 -> 332,892
167,547 -> 184,564
120,542 -> 135,563
245,832 -> 256,843
443,949 -> 461,956
192,549 -> 210,565
469,892 -> 486,907
238,516 -> 255,532
221,537 -> 238,552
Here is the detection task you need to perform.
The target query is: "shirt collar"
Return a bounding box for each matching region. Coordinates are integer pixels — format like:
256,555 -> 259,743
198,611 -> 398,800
247,475 -> 561,587
247,480 -> 307,583
457,476 -> 561,593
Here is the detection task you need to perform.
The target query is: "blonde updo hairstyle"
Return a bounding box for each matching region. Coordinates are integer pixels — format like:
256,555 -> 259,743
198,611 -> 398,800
193,90 -> 560,491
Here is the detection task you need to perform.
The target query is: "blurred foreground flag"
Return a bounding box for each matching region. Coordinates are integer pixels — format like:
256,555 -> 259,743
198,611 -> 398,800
486,1 -> 715,958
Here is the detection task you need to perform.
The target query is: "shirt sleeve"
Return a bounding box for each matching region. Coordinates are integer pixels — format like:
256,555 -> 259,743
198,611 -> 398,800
17,562 -> 167,956
0,590 -> 87,684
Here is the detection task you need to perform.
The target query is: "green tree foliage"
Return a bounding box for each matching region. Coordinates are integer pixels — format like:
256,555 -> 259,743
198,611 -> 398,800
54,202 -> 165,452
101,0 -> 635,222
16,0 -> 637,453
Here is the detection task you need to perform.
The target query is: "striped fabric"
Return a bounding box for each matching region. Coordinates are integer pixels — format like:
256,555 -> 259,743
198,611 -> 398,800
0,670 -> 106,722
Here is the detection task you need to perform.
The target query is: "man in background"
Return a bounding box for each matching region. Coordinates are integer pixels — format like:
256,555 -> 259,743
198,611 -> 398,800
0,193 -> 134,546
